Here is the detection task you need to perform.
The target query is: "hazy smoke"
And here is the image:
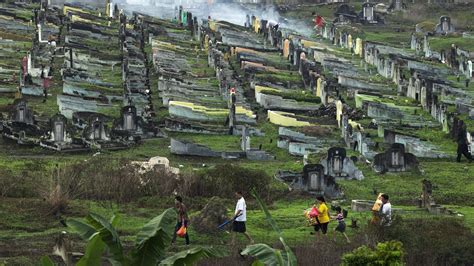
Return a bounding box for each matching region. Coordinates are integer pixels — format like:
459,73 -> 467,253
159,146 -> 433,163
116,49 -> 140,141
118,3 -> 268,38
111,0 -> 313,36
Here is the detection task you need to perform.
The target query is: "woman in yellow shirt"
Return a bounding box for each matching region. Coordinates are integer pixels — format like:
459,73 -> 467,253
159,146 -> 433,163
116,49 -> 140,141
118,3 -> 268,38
314,196 -> 330,236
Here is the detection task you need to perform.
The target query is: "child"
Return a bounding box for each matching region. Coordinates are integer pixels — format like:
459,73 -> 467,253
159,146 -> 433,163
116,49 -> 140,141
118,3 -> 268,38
332,206 -> 350,243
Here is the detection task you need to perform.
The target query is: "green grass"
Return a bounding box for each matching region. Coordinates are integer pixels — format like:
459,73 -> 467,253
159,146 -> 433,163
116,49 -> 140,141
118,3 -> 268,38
429,35 -> 474,52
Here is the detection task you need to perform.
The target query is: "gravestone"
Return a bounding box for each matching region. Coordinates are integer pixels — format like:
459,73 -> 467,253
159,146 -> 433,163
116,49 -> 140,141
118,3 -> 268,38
372,143 -> 418,173
121,105 -> 138,131
327,147 -> 346,176
303,164 -> 325,192
362,2 -> 375,22
241,126 -> 250,151
434,16 -> 455,34
13,100 -> 34,124
50,114 -> 67,143
84,115 -> 110,141
421,179 -> 434,208
320,147 -> 365,180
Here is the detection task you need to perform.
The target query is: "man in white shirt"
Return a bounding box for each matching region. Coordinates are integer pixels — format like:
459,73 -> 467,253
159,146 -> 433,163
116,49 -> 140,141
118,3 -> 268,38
231,191 -> 254,245
380,194 -> 392,226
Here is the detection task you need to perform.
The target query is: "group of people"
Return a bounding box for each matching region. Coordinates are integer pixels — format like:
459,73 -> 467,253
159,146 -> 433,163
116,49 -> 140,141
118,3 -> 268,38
309,196 -> 351,243
171,193 -> 392,246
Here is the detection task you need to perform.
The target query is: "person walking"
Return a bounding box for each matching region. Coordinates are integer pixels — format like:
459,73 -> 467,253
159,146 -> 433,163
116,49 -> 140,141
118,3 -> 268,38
379,194 -> 392,226
172,196 -> 190,245
332,206 -> 350,243
457,121 -> 473,163
231,191 -> 253,245
314,196 -> 330,237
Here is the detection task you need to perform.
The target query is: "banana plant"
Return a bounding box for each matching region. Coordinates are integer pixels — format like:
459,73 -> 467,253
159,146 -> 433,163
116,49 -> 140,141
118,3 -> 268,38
42,208 -> 225,265
240,190 -> 297,266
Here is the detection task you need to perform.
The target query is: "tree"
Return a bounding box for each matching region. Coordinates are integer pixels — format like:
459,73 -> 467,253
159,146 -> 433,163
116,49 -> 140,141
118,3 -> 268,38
341,241 -> 405,266
42,208 -> 225,265
240,190 -> 297,266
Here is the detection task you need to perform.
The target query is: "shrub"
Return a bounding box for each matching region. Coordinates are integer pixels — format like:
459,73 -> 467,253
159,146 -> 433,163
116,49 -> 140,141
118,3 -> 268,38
341,241 -> 404,266
0,168 -> 41,198
190,164 -> 272,199
381,216 -> 474,265
47,158 -> 180,203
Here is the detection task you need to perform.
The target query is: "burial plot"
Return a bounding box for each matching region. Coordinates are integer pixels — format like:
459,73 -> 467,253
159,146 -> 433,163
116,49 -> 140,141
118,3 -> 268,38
372,143 -> 418,173
1,100 -> 43,145
275,164 -> 342,198
40,113 -> 88,152
320,147 -> 364,180
434,16 -> 455,35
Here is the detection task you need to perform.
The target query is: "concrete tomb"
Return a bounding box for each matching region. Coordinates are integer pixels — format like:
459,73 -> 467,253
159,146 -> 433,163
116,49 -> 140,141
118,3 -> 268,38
372,143 -> 418,173
434,16 -> 455,35
320,147 -> 365,180
275,164 -> 343,198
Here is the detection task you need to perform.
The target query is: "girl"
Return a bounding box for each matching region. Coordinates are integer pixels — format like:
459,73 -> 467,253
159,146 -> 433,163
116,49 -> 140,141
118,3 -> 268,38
332,206 -> 350,243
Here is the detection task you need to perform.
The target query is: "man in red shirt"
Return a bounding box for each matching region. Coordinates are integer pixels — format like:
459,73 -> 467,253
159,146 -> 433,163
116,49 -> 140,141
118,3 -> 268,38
313,13 -> 325,34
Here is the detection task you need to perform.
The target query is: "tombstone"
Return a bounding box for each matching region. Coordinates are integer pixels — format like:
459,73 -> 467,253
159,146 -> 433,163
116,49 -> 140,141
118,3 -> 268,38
303,164 -> 326,192
241,126 -> 250,151
320,79 -> 328,106
336,99 -> 343,127
50,114 -> 67,143
121,105 -> 138,131
84,115 -> 110,141
327,147 -> 346,176
434,16 -> 455,35
372,143 -> 418,173
420,179 -> 434,208
468,60 -> 473,79
362,3 -> 375,22
13,100 -> 34,124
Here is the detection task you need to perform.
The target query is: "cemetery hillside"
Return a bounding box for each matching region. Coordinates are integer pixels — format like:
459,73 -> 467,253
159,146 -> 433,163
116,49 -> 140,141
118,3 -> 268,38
1,0 -> 474,265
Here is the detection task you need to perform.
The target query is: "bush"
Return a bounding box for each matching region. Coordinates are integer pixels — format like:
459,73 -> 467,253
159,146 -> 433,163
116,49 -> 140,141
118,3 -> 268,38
0,167 -> 42,198
381,216 -> 474,265
47,158 -> 180,204
189,164 -> 272,199
342,241 -> 404,266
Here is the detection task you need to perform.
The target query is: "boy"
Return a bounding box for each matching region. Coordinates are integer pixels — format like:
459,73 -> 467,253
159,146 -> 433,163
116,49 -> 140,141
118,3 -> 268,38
231,191 -> 254,245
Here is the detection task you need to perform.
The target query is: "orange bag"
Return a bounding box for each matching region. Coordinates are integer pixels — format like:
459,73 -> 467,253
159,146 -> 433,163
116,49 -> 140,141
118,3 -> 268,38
176,225 -> 187,237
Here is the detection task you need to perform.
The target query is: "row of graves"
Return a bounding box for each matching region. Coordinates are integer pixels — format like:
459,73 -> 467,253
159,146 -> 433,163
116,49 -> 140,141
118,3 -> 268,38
227,5 -> 471,196
201,13 -> 375,197
149,7 -> 276,160
0,1 -> 165,152
313,5 -> 474,163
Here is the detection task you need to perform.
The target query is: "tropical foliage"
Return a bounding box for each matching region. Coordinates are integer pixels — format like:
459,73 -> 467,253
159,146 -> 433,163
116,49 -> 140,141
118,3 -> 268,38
42,208 -> 225,265
240,190 -> 297,266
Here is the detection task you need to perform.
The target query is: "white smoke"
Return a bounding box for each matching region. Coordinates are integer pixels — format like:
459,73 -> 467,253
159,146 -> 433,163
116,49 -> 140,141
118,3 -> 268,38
112,0 -> 313,36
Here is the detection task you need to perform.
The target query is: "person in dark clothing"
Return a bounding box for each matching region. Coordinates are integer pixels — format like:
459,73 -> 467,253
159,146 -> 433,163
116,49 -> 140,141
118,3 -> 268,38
171,196 -> 190,245
456,121 -> 473,163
